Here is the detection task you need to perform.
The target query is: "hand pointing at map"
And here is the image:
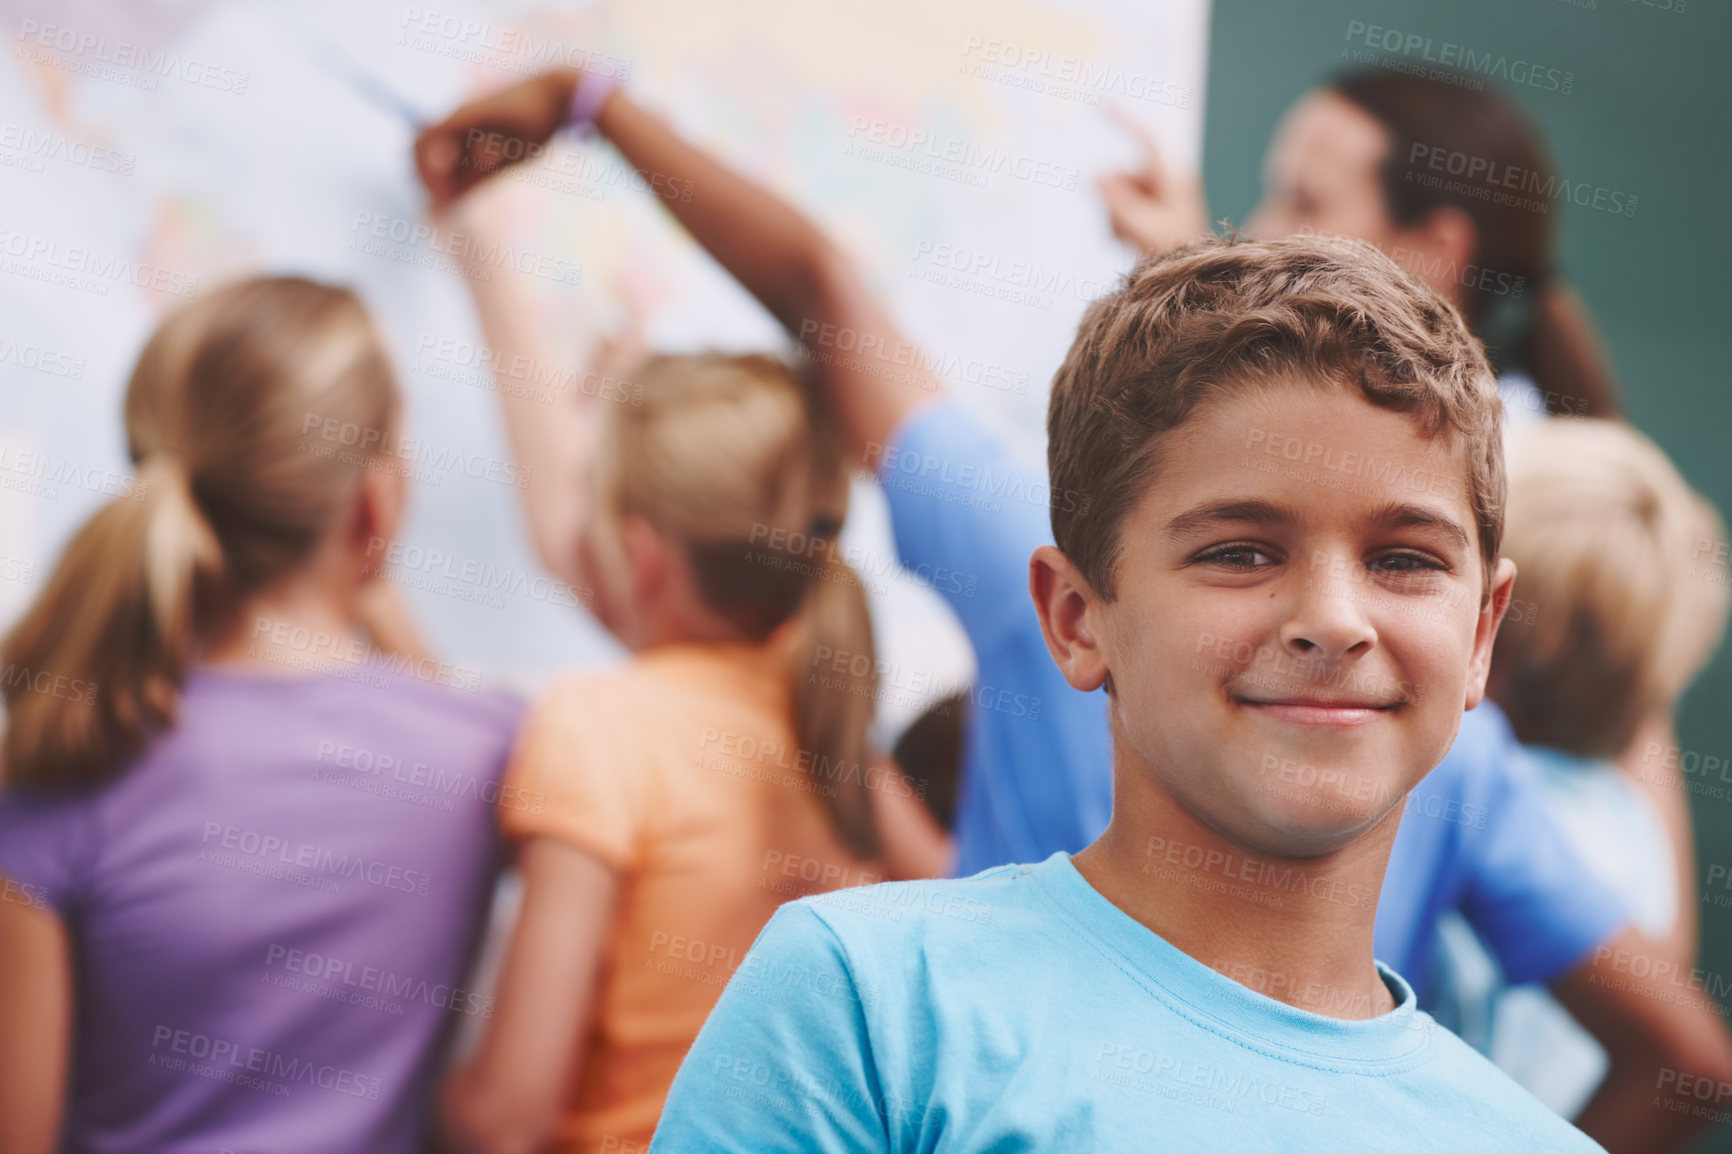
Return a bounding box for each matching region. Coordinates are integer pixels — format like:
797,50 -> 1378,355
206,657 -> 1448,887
1096,104 -> 1209,257
413,68 -> 583,208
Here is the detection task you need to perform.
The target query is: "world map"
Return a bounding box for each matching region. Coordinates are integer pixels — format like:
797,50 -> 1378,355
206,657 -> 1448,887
0,0 -> 1207,737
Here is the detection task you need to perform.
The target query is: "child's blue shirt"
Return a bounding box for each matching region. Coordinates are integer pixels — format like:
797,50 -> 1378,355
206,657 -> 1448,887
650,853 -> 1604,1153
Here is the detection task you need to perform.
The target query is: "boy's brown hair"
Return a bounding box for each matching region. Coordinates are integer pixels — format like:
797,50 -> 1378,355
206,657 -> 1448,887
1048,234 -> 1505,604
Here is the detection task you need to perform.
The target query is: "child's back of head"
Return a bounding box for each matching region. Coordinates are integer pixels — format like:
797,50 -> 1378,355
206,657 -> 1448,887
3,276 -> 401,790
1493,418 -> 1729,758
588,351 -> 881,857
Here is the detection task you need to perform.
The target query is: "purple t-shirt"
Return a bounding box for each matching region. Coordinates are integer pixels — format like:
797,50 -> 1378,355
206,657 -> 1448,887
0,667 -> 524,1154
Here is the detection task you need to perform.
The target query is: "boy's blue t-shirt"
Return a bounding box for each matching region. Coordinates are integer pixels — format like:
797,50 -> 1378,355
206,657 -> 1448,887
650,854 -> 1604,1153
877,400 -> 1625,998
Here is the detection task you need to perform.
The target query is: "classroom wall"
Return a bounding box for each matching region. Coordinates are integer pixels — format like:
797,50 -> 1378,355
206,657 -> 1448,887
1204,4 -> 1732,1148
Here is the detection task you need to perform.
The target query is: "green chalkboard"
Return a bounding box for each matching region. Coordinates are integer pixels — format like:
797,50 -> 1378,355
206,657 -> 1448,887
1205,3 -> 1732,1149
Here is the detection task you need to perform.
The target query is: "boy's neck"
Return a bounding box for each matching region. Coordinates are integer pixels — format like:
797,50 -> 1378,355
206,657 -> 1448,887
1072,763 -> 1404,1021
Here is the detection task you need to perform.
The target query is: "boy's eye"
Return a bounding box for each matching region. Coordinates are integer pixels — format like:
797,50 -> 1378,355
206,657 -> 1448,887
1370,552 -> 1446,574
1196,544 -> 1278,570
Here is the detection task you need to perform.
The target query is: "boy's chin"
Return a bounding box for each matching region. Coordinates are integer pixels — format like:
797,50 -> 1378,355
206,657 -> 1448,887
1230,789 -> 1398,858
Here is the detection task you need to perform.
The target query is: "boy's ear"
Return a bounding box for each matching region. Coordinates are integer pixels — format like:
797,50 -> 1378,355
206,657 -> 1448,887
1464,556 -> 1518,711
1030,545 -> 1112,693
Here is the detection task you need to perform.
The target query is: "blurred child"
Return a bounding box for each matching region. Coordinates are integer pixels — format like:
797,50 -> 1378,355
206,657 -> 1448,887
654,233 -> 1608,1150
1100,67 -> 1622,424
414,78 -> 946,1154
1440,418 -> 1730,1117
0,278 -> 521,1154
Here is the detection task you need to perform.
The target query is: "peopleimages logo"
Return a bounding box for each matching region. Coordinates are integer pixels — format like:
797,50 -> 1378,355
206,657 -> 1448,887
347,211 -> 582,286
149,1025 -> 382,1098
198,820 -> 433,897
1404,143 -> 1637,218
263,943 -> 494,1017
0,335 -> 86,378
301,415 -> 531,489
909,240 -> 1112,307
0,228 -> 200,298
870,440 -> 1091,517
1341,21 -> 1575,95
14,19 -> 250,94
0,661 -> 97,703
0,122 -> 134,176
958,36 -> 1193,109
845,117 -> 1080,191
398,7 -> 632,79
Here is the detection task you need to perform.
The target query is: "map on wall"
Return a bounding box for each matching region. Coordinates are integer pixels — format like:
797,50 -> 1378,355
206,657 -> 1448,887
0,0 -> 1208,738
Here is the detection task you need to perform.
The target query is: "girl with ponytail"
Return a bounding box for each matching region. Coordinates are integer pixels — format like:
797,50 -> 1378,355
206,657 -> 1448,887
0,278 -> 523,1154
413,71 -> 950,1154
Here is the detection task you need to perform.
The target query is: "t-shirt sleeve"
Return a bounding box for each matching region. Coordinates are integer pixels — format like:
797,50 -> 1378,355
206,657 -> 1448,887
876,400 -> 1057,655
0,790 -> 97,917
651,903 -> 889,1154
497,674 -> 655,872
1458,725 -> 1631,986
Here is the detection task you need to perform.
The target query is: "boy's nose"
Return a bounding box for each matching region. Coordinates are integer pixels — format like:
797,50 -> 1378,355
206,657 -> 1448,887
1277,567 -> 1377,663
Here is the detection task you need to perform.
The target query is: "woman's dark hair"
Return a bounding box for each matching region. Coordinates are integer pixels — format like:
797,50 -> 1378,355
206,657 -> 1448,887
1331,68 -> 1622,419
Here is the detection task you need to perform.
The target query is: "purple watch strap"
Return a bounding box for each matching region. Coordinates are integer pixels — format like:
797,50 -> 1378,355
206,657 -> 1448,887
565,70 -> 619,139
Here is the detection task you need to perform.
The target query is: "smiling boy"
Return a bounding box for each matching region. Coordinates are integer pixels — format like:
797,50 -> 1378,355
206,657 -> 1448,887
647,234 -> 1602,1151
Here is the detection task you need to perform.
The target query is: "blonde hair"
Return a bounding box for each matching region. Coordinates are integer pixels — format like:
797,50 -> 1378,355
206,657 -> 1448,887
2,277 -> 401,789
1495,418 -> 1730,757
592,352 -> 881,859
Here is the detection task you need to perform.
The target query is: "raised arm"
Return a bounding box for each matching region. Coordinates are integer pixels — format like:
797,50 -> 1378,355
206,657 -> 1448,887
1097,106 -> 1210,258
591,89 -> 939,462
416,69 -> 937,469
418,177 -> 619,593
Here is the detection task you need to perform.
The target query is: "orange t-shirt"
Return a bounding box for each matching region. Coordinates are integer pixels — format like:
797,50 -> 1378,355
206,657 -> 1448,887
500,640 -> 883,1153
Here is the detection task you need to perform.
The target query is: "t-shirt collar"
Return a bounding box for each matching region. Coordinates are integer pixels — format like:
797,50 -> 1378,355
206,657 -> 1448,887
1028,851 -> 1436,1071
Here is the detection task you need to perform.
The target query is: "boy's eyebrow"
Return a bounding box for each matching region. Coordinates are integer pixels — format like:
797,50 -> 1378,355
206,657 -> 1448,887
1163,499 -> 1303,540
1359,501 -> 1472,552
1163,498 -> 1473,552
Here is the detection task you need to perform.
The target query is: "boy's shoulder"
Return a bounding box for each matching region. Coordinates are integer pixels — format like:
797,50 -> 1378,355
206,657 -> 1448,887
719,860 -> 1063,1037
795,858 -> 1048,945
1414,1010 -> 1608,1151
736,859 -> 1061,995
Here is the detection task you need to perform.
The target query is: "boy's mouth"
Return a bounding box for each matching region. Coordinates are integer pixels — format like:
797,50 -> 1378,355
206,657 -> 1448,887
1235,694 -> 1400,727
